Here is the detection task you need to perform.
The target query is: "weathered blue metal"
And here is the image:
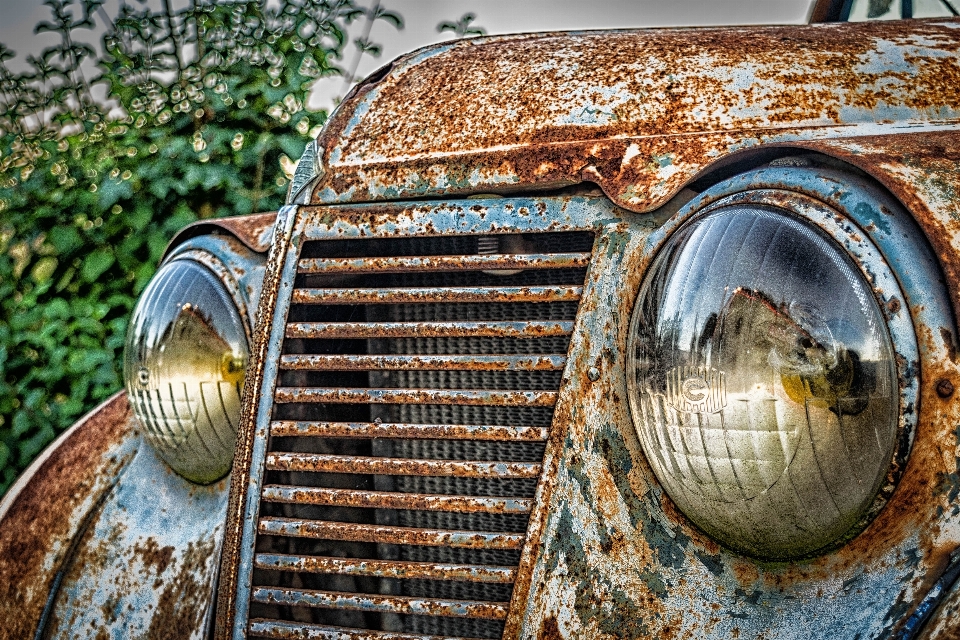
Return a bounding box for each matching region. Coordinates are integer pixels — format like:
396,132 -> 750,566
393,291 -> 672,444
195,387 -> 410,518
7,14 -> 960,640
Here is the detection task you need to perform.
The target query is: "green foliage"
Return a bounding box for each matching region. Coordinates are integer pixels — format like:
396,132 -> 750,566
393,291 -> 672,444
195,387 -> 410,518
0,0 -> 400,494
437,13 -> 485,39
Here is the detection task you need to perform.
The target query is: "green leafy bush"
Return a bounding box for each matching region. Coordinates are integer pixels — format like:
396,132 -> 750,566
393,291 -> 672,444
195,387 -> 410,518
0,0 -> 400,494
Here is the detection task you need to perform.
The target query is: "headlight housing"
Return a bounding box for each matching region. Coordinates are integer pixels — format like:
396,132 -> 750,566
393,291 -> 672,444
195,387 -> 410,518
124,237 -> 261,484
627,180 -> 916,560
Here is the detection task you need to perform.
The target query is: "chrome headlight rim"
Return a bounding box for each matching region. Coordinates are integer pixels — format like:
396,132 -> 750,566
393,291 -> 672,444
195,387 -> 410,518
124,233 -> 266,485
626,166 -> 922,560
165,248 -> 253,348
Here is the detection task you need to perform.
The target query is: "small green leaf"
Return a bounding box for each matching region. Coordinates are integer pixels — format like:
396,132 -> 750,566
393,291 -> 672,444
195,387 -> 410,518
80,249 -> 115,283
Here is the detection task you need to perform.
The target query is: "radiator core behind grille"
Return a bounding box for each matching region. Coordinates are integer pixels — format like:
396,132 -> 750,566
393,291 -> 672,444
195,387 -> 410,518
248,232 -> 593,639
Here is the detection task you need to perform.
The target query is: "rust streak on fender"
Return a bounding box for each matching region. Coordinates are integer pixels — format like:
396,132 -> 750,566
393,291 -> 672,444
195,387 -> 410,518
0,392 -> 134,640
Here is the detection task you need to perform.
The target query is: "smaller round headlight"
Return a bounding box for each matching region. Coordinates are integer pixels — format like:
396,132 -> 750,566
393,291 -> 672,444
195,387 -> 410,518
124,257 -> 249,483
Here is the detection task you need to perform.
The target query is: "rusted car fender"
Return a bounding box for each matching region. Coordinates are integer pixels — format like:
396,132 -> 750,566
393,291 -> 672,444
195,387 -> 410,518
0,392 -> 229,640
0,393 -> 136,639
0,211 -> 272,640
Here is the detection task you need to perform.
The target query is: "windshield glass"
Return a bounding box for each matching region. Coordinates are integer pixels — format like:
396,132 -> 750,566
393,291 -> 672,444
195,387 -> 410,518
847,0 -> 958,19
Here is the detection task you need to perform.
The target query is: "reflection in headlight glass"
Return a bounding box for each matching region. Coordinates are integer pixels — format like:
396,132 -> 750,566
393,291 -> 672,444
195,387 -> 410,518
628,205 -> 898,559
124,258 -> 248,484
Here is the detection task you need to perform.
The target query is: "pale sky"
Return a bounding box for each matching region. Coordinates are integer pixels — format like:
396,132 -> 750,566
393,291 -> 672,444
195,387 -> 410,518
0,0 -> 816,113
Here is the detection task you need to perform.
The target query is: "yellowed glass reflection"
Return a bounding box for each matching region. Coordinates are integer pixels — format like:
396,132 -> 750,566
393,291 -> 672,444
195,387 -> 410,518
628,206 -> 898,560
124,259 -> 248,484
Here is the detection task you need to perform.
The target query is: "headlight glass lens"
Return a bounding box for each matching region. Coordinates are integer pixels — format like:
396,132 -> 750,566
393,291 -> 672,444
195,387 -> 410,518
627,205 -> 899,559
124,258 -> 249,483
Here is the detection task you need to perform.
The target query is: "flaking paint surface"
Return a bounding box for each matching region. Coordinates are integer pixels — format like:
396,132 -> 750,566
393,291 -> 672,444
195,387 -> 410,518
314,20 -> 960,212
0,393 -> 137,640
42,439 -> 230,640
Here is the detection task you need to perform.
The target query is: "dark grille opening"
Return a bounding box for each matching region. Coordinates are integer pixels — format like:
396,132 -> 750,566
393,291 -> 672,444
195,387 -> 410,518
249,231 -> 593,639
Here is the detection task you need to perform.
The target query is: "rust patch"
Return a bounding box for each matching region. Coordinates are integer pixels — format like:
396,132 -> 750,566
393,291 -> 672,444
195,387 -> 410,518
313,20 -> 960,212
165,211 -> 277,256
0,393 -> 134,640
538,615 -> 563,639
133,537 -> 175,575
147,537 -> 216,640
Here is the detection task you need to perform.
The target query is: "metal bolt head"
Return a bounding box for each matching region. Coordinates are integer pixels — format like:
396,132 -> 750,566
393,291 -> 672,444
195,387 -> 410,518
587,367 -> 600,382
936,378 -> 955,399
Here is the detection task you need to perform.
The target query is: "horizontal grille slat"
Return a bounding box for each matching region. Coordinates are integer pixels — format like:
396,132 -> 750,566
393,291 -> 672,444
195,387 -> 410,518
265,454 -> 541,478
297,252 -> 590,274
273,388 -> 558,407
261,486 -> 534,513
292,286 -> 581,305
285,321 -> 573,340
279,354 -> 567,372
270,422 -> 549,441
249,618 -> 488,640
251,230 -> 593,638
251,587 -> 509,619
254,555 -> 517,583
258,517 -> 526,549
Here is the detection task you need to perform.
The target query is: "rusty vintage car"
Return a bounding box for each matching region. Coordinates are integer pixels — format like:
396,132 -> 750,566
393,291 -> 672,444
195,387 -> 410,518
5,1 -> 960,638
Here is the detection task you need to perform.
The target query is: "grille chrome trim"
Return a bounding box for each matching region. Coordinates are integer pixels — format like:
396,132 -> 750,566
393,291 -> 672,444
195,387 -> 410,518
261,487 -> 533,513
298,252 -> 590,274
238,222 -> 594,639
264,454 -> 542,478
269,422 -> 549,441
251,588 -> 509,619
249,618 -> 489,639
216,201 -> 608,640
272,388 -> 558,407
257,518 -> 526,549
254,555 -> 517,583
279,355 -> 567,372
285,321 -> 573,340
292,286 -> 582,305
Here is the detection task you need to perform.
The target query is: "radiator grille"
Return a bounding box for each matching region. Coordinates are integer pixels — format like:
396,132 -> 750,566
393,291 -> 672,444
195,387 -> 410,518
249,232 -> 593,639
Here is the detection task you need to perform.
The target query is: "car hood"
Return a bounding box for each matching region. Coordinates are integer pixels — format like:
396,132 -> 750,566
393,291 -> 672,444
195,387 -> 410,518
311,18 -> 960,212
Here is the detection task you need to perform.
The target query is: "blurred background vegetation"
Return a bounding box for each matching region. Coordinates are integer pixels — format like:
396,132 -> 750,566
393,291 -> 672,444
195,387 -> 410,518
0,0 -> 405,494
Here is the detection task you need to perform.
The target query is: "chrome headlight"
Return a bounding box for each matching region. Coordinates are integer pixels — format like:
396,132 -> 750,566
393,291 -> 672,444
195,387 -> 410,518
124,236 -> 262,484
627,191 -> 913,560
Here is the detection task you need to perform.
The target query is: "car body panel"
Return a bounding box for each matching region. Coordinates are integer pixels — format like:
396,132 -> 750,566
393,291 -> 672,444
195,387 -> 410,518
313,19 -> 960,213
215,133 -> 960,637
0,393 -> 137,640
7,15 -> 960,640
41,439 -> 230,640
0,392 -> 230,640
508,139 -> 960,638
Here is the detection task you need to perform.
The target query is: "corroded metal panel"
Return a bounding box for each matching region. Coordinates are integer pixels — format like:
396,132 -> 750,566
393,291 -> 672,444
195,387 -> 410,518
218,138 -> 960,638
509,150 -> 960,639
313,20 -> 960,212
40,441 -> 229,640
0,393 -> 137,640
0,393 -> 229,640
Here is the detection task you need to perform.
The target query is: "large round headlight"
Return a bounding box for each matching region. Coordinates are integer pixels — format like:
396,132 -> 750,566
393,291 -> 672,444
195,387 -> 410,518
124,256 -> 250,484
627,201 -> 905,560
